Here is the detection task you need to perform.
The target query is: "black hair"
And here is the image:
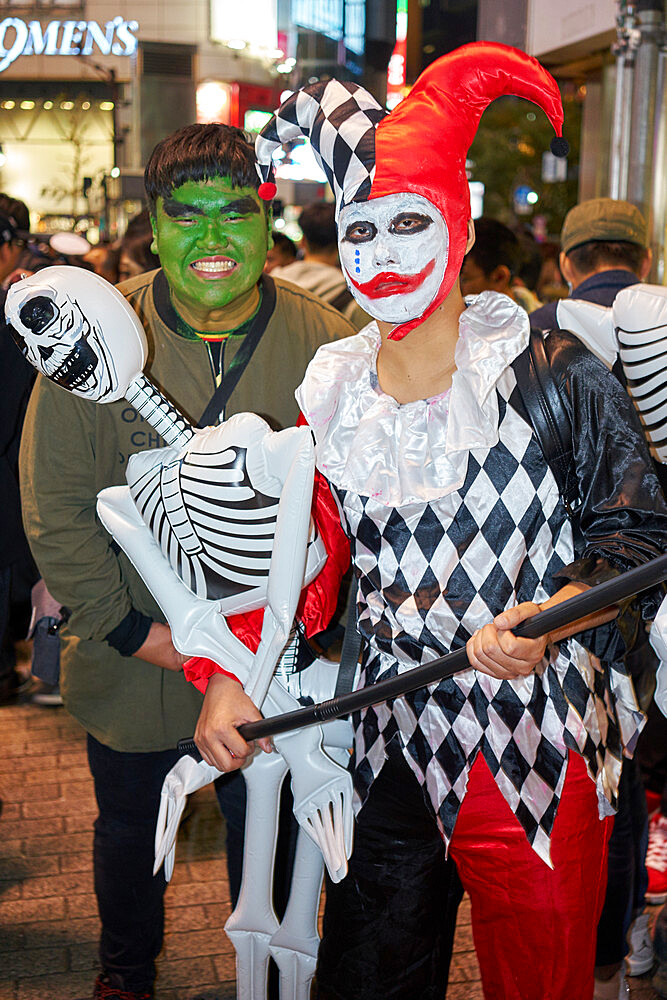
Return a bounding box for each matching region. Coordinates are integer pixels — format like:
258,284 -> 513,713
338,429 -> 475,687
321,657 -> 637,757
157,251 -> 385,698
566,240 -> 646,276
124,207 -> 153,241
515,232 -> 542,291
144,123 -> 262,214
0,192 -> 29,240
298,201 -> 337,251
467,217 -> 522,278
121,209 -> 159,273
271,231 -> 297,260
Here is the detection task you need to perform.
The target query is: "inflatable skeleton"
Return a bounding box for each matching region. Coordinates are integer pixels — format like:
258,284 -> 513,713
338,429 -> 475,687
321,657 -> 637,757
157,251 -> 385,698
5,267 -> 355,1000
555,282 -> 667,713
557,282 -> 667,465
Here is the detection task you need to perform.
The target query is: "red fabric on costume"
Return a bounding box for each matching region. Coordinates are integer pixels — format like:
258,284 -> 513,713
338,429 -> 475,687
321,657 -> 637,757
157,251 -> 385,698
183,659 -> 242,693
449,753 -> 612,1000
183,417 -> 349,694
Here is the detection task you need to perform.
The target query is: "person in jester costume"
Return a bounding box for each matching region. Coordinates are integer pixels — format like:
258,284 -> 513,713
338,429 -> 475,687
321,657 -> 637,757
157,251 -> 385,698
195,43 -> 667,999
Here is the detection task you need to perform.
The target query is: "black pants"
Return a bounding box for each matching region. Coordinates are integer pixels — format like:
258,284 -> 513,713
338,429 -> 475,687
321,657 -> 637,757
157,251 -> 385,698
314,744 -> 462,1000
87,735 -> 297,992
87,735 -> 187,992
596,754 -> 649,966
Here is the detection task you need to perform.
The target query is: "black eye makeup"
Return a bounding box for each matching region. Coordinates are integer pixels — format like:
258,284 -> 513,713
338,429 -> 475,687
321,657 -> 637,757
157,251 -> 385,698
389,212 -> 433,235
343,221 -> 378,243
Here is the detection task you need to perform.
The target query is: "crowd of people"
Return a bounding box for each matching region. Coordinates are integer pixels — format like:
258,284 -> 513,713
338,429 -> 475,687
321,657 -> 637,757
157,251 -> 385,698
1,39 -> 667,1000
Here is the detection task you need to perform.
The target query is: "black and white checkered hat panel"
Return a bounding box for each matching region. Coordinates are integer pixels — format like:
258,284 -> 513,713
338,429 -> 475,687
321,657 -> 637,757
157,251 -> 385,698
334,371 -> 640,861
256,80 -> 387,213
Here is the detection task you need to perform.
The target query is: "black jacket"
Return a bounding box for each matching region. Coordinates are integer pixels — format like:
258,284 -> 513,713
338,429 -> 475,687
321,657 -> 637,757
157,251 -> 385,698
512,327 -> 667,663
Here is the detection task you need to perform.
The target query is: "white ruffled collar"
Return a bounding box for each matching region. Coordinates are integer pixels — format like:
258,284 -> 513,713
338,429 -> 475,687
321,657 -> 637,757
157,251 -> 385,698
296,291 -> 530,506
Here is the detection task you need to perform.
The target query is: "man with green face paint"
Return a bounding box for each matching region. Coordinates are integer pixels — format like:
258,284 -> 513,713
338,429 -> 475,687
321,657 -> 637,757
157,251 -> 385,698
19,123 -> 355,1000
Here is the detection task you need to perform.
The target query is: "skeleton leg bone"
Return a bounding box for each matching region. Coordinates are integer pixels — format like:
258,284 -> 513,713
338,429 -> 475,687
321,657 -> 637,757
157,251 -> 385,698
269,827 -> 324,1000
224,748 -> 289,1000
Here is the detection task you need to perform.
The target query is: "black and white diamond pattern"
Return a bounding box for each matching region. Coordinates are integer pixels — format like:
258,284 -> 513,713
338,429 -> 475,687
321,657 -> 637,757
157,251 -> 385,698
337,370 -> 641,862
256,80 -> 388,215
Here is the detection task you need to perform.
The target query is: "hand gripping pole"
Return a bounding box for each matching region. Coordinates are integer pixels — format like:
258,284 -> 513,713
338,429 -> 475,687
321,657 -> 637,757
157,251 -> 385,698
177,553 -> 667,750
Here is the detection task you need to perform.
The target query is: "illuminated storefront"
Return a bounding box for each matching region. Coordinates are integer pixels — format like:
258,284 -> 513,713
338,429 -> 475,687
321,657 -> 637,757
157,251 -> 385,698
0,10 -> 138,225
0,0 -> 379,230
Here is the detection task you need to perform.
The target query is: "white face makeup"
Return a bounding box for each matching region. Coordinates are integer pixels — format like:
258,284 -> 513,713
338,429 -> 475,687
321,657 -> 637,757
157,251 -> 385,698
338,192 -> 449,324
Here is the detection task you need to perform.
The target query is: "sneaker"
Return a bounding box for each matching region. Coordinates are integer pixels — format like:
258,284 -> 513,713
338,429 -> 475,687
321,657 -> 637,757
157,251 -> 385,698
626,911 -> 654,976
28,680 -> 63,707
646,812 -> 667,904
593,970 -> 630,999
91,974 -> 153,999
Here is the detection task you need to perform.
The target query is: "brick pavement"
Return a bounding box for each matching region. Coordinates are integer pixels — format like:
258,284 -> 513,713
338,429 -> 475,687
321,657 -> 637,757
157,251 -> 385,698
0,700 -> 662,1000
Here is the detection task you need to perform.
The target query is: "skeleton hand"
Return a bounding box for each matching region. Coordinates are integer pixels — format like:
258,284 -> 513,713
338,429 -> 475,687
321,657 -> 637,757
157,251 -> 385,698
269,695 -> 354,885
154,755 -> 222,881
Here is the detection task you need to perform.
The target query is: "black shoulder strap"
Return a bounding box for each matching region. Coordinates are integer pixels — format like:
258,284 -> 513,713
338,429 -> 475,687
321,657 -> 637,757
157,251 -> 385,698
512,328 -> 580,518
334,579 -> 363,698
197,275 -> 277,427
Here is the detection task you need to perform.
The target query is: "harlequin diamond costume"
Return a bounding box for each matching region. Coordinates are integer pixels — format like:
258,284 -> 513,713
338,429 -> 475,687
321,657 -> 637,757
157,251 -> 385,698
256,43 -> 667,1000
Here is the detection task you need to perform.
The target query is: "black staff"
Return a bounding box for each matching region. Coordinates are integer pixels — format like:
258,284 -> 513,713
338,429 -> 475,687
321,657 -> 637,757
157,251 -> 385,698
178,552 -> 667,752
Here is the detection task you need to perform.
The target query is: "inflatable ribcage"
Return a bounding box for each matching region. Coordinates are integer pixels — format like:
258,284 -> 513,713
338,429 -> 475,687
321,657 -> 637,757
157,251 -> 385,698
129,442 -> 278,604
614,284 -> 667,465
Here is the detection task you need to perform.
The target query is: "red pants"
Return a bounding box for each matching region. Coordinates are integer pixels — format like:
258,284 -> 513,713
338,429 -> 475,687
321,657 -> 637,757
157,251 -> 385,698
316,747 -> 612,1000
450,754 -> 613,1000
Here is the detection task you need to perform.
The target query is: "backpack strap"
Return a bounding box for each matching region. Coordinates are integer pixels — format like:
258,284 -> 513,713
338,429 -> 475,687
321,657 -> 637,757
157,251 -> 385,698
512,328 -> 581,520
334,579 -> 363,698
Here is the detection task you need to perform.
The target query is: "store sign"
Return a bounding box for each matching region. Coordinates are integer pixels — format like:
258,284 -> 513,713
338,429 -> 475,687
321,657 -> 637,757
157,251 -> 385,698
0,16 -> 139,72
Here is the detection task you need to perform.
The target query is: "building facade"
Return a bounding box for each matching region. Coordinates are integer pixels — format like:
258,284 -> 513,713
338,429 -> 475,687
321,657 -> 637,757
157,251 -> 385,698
0,0 -> 387,234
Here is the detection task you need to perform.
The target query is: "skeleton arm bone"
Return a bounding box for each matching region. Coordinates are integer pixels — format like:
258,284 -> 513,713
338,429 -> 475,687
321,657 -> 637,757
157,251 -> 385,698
244,427 -> 316,707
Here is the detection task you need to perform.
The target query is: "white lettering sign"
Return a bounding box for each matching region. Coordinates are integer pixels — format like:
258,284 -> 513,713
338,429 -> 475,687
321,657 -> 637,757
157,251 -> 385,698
0,16 -> 138,71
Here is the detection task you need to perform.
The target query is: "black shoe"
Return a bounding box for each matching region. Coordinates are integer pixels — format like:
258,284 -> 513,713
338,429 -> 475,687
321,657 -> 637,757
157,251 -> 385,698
91,974 -> 154,1000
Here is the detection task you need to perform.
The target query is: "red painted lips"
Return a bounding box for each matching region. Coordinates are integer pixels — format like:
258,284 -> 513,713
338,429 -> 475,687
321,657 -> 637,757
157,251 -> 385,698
347,258 -> 436,298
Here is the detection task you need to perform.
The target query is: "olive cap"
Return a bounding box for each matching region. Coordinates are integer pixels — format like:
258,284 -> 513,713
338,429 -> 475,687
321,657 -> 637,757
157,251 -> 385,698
561,198 -> 647,254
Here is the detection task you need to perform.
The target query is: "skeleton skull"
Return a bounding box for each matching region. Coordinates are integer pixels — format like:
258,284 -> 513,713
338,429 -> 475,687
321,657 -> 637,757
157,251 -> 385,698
4,266 -> 147,402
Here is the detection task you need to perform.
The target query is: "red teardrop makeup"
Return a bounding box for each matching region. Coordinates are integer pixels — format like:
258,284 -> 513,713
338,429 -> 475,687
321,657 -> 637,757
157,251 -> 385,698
338,193 -> 449,325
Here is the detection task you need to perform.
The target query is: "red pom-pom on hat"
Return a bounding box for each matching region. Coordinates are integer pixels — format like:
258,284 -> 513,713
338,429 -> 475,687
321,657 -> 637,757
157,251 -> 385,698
258,181 -> 277,201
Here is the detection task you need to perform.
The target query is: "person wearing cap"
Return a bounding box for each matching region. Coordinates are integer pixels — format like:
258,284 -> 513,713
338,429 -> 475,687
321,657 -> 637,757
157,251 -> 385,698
18,123 -> 355,1000
530,197 -> 651,331
531,203 -> 656,999
534,201 -> 663,1000
193,43 -> 667,999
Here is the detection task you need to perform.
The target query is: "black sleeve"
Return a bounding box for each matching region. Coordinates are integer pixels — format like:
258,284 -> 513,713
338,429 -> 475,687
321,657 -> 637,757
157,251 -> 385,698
545,330 -> 667,661
105,608 -> 152,656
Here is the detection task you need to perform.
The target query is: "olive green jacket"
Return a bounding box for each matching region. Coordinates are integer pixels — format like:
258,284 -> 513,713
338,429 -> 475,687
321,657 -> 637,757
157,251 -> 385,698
19,270 -> 355,751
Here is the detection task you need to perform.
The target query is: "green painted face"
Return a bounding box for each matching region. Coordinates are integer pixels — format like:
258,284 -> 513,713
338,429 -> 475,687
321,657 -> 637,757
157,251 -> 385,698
151,176 -> 270,320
